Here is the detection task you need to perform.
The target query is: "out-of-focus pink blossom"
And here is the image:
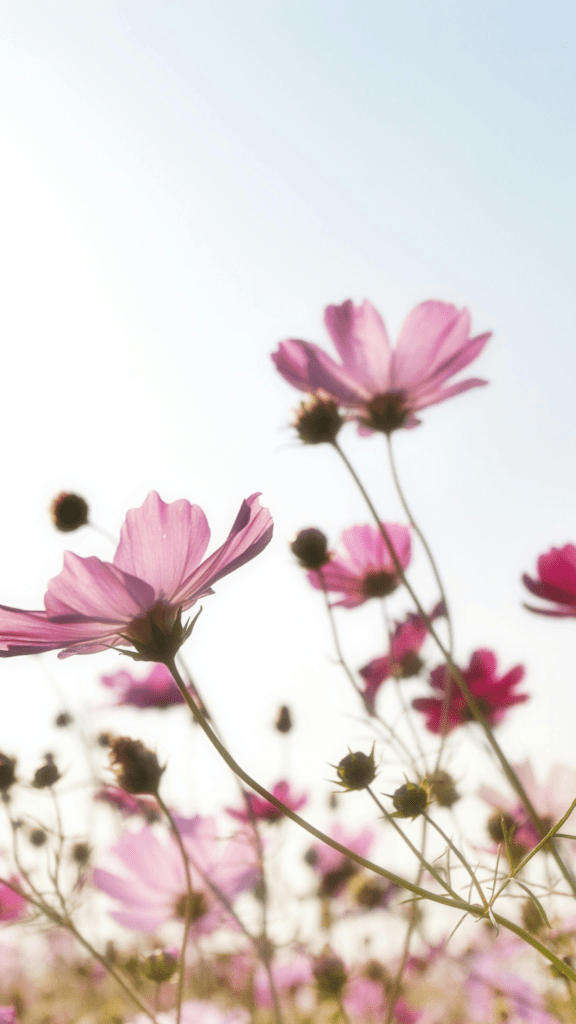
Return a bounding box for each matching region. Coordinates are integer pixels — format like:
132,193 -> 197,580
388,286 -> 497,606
523,544 -> 576,617
359,602 -> 444,714
130,1002 -> 249,1024
305,824 -> 375,898
0,879 -> 27,923
0,491 -> 272,660
412,650 -> 528,734
479,760 -> 576,856
466,937 -> 561,1023
344,975 -> 386,1020
100,663 -> 190,709
226,780 -> 307,824
0,1008 -> 16,1024
94,817 -> 259,934
272,299 -> 490,433
94,786 -> 160,823
308,524 -> 411,609
254,952 -> 314,1007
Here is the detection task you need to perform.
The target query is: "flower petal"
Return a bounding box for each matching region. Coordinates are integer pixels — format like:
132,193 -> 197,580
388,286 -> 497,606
324,300 -> 392,392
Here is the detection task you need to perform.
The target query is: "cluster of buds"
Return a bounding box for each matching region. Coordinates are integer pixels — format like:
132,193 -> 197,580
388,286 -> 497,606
109,737 -> 164,796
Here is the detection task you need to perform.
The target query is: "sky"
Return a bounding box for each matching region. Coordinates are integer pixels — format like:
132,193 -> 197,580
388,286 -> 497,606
0,1 -> 575,839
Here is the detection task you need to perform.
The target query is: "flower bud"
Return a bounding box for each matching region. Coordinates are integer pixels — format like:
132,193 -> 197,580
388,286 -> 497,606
275,705 -> 293,734
294,396 -> 343,445
290,529 -> 329,570
141,950 -> 178,984
71,842 -> 91,866
29,828 -> 47,847
313,952 -> 347,999
0,754 -> 17,793
392,781 -> 429,819
427,770 -> 460,808
50,492 -> 89,532
55,712 -> 73,728
109,737 -> 164,796
335,748 -> 377,791
32,754 -> 61,789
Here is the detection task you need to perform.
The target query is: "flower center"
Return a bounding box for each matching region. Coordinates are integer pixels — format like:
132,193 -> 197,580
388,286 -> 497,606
364,391 -> 409,434
123,602 -> 191,663
362,570 -> 399,599
174,890 -> 209,922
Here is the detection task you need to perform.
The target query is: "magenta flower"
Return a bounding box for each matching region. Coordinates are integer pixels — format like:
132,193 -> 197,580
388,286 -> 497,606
272,299 -> 490,433
0,491 -> 272,661
0,879 -> 27,923
359,602 -> 444,714
308,523 -> 411,608
226,780 -> 308,824
412,650 -> 528,734
523,544 -> 576,617
94,786 -> 160,823
0,1009 -> 16,1024
100,663 -> 188,709
479,760 -> 576,857
94,816 -> 259,934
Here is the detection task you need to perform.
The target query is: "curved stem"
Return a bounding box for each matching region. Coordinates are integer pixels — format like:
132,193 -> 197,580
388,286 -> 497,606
163,658 -> 576,982
156,794 -> 193,1024
331,438 -> 576,898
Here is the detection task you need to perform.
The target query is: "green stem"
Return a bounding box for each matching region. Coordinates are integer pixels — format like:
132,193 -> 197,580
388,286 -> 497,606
156,794 -> 193,1024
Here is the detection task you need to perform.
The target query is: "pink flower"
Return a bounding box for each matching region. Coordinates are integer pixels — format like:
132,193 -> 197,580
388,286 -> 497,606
308,524 -> 411,608
523,544 -> 576,617
226,780 -> 308,824
94,786 -> 160,823
412,650 -> 528,734
0,491 -> 272,661
0,1009 -> 16,1024
305,824 -> 375,898
130,1002 -> 249,1024
272,299 -> 490,433
0,879 -> 27,923
359,602 -> 444,714
479,760 -> 576,856
93,816 -> 259,934
100,663 -> 188,709
254,952 -> 314,1007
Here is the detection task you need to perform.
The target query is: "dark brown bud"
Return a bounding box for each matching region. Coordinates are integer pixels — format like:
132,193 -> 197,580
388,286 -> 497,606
51,492 -> 89,532
392,781 -> 429,819
141,950 -> 178,983
55,712 -> 73,728
521,898 -> 546,934
486,810 -> 516,845
29,828 -> 47,846
313,952 -> 347,999
71,841 -> 91,866
0,754 -> 17,792
290,529 -> 329,570
97,732 -> 112,748
275,705 -> 292,734
335,748 -> 377,791
32,755 -> 61,789
110,737 -> 164,795
294,396 -> 344,445
427,770 -> 460,808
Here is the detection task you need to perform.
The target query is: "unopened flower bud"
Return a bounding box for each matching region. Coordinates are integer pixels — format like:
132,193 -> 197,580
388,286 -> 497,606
427,770 -> 460,808
0,754 -> 17,792
392,781 -> 429,819
335,748 -> 377,791
141,950 -> 178,983
294,396 -> 344,445
32,754 -> 61,789
50,492 -> 89,532
522,898 -> 546,934
290,529 -> 329,570
313,952 -> 347,999
274,705 -> 292,734
486,811 -> 516,845
71,841 -> 91,866
29,828 -> 47,846
110,737 -> 164,796
55,712 -> 73,728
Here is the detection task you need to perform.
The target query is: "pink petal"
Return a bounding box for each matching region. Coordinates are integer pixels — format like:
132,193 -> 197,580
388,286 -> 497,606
92,868 -> 169,909
113,829 -> 185,892
44,552 -> 154,620
324,300 -> 392,392
0,605 -> 123,657
392,302 -> 471,389
273,338 -> 367,404
410,376 -> 488,411
110,906 -> 168,932
114,492 -> 211,603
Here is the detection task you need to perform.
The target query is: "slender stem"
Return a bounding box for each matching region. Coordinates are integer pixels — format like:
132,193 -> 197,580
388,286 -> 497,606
423,812 -> 487,909
155,793 -> 193,1024
384,818 -> 427,1024
491,795 -> 576,905
366,788 -> 459,900
331,438 -> 576,897
164,657 -> 576,983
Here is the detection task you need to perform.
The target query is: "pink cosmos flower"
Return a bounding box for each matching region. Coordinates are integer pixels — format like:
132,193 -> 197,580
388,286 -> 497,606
254,952 -> 314,1008
412,650 -> 528,734
305,824 -> 375,899
272,299 -> 490,433
0,879 -> 27,923
308,524 -> 411,608
479,760 -> 576,857
523,544 -> 576,617
94,786 -> 160,823
0,1009 -> 16,1024
226,780 -> 308,824
93,816 -> 259,934
359,602 -> 444,714
465,937 -> 561,1023
100,663 -> 188,709
0,491 -> 272,661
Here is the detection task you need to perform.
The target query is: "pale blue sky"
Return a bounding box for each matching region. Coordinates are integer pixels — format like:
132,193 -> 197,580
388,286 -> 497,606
0,2 -> 574,816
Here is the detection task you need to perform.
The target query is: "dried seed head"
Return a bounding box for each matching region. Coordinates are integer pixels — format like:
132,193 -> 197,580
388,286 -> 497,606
51,492 -> 89,532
